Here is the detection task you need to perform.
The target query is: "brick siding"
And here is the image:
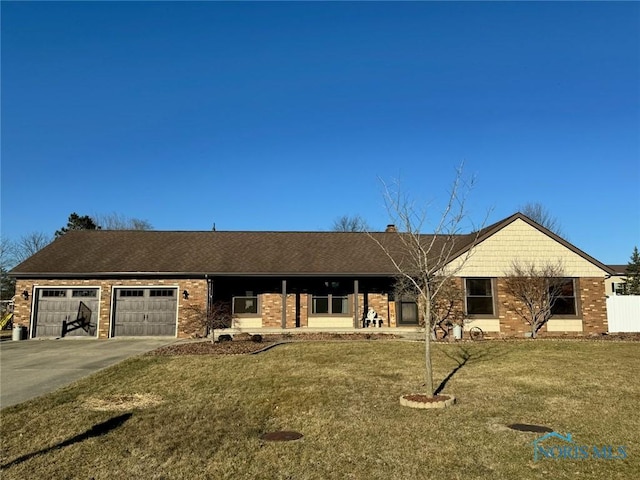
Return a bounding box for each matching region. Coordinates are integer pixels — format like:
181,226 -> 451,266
496,277 -> 608,337
14,278 -> 207,339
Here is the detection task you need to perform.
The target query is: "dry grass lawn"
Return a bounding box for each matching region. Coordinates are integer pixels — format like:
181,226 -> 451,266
1,340 -> 638,479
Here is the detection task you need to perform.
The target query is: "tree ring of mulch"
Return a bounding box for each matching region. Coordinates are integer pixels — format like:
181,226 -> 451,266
260,431 -> 304,442
399,393 -> 456,409
507,423 -> 553,433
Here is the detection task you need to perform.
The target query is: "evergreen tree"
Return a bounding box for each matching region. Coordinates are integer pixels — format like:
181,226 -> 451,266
0,266 -> 15,304
623,246 -> 640,295
55,213 -> 99,238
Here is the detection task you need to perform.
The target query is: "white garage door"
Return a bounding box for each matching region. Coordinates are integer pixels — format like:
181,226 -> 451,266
112,288 -> 177,336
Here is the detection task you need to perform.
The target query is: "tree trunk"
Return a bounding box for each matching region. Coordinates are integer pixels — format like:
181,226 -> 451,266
424,291 -> 434,396
425,327 -> 434,395
531,323 -> 537,339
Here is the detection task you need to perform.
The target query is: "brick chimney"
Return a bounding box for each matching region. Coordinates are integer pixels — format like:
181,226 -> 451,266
385,224 -> 397,233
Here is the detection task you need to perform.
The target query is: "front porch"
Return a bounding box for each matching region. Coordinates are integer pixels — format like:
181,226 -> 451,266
209,275 -> 418,330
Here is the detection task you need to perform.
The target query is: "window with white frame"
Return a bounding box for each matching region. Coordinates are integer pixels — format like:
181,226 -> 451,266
465,278 -> 495,316
613,282 -> 625,295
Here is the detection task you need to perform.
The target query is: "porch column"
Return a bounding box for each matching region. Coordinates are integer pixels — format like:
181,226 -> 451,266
353,279 -> 359,328
206,276 -> 213,320
281,279 -> 287,329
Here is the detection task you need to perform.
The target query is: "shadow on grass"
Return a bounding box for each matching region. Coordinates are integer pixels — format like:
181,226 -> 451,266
1,413 -> 132,469
434,344 -> 507,395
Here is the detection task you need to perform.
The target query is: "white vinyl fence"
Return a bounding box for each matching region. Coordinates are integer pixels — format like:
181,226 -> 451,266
607,296 -> 640,332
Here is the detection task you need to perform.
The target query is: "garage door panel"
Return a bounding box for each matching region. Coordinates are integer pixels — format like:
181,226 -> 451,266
145,322 -> 174,336
148,299 -> 175,313
120,323 -> 145,336
118,300 -> 146,312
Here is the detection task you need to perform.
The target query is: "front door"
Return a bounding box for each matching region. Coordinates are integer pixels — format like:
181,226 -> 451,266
397,298 -> 419,326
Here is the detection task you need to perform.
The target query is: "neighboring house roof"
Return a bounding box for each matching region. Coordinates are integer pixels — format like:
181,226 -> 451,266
10,213 -> 614,278
607,265 -> 627,275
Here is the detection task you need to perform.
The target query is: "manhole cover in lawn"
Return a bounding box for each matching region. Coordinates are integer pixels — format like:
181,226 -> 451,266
260,431 -> 303,442
507,423 -> 553,433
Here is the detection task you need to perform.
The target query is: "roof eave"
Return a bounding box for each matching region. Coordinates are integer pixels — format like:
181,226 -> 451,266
10,271 -> 399,279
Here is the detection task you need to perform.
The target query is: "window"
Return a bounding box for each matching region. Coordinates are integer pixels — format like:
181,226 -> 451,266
465,278 -> 494,315
551,279 -> 577,316
311,295 -> 349,315
613,283 -> 625,296
233,296 -> 259,315
149,289 -> 175,297
41,290 -> 67,298
72,289 -> 97,298
119,290 -> 144,297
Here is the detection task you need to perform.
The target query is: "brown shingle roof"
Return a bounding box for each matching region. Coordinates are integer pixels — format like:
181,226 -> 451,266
10,230 -> 451,277
607,265 -> 627,275
9,213 -> 613,278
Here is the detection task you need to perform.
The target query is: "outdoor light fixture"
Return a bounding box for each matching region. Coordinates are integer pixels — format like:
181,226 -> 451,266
182,290 -> 189,300
22,290 -> 29,300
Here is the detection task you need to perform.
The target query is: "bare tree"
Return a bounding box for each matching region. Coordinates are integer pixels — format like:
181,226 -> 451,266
0,237 -> 16,304
92,212 -> 153,230
393,275 -> 464,340
368,165 -> 486,397
520,202 -> 564,237
185,301 -> 235,343
332,215 -> 369,232
503,261 -> 568,338
14,232 -> 52,263
431,278 -> 465,339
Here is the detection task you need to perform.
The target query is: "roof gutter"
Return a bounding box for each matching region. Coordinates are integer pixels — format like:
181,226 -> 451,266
10,271 -> 399,279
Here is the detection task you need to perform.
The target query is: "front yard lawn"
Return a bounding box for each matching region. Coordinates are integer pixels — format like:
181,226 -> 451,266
1,340 -> 638,479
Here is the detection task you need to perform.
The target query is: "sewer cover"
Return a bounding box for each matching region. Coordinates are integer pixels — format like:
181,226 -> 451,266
507,423 -> 553,433
260,431 -> 304,442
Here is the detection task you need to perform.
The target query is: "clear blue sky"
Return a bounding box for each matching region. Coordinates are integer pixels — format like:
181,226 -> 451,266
1,1 -> 638,265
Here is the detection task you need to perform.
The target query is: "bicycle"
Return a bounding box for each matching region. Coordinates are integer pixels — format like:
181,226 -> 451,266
469,326 -> 484,341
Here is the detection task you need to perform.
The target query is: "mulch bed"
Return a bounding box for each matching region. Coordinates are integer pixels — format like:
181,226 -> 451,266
149,333 -> 400,356
149,332 -> 640,356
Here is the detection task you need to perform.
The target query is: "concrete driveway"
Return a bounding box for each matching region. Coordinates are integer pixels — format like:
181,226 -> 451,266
0,338 -> 176,408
